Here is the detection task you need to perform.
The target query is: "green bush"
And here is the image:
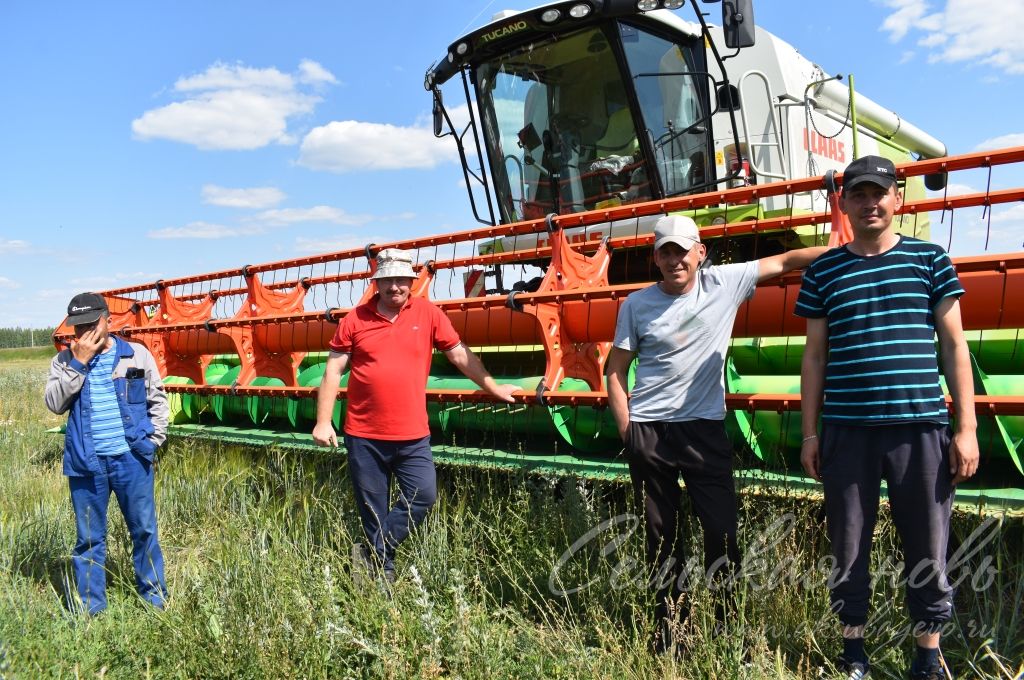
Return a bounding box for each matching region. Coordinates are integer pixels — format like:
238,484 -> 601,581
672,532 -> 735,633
0,328 -> 55,350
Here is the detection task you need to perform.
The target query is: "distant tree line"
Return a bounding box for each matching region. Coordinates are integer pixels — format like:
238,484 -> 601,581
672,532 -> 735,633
0,327 -> 56,349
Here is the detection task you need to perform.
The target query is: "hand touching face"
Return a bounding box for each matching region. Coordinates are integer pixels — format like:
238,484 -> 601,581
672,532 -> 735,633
71,316 -> 109,364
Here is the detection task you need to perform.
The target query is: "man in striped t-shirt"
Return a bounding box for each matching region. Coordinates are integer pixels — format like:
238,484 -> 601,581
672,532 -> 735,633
46,292 -> 169,615
796,156 -> 978,680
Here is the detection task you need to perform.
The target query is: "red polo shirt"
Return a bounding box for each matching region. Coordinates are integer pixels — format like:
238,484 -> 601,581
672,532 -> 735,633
329,295 -> 461,440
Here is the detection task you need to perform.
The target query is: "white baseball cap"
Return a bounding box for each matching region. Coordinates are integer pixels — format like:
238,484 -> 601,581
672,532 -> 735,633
653,215 -> 701,251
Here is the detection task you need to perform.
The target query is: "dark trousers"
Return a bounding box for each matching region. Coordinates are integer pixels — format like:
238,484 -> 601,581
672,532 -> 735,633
820,422 -> 955,628
626,420 -> 740,630
345,435 -> 437,572
68,451 -> 167,615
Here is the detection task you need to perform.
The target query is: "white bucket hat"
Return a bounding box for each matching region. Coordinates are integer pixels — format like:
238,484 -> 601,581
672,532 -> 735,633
370,248 -> 416,279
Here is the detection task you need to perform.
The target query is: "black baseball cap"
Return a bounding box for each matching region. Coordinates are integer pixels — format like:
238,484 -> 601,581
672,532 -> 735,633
66,292 -> 109,326
842,155 -> 898,191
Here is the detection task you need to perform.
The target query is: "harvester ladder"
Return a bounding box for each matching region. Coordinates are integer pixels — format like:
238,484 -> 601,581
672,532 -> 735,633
737,70 -> 786,181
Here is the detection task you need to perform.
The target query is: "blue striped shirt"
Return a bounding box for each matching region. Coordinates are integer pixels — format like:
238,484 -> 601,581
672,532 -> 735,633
87,347 -> 130,456
795,236 -> 964,424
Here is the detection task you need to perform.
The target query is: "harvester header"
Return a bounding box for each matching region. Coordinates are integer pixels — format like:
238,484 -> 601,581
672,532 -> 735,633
52,146 -> 1024,508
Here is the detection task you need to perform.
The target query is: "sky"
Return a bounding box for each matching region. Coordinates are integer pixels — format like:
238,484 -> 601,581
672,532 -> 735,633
1,0 -> 1022,328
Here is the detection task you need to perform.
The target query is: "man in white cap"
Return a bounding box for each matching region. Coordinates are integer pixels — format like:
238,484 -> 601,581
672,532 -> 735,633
606,215 -> 826,653
312,248 -> 518,582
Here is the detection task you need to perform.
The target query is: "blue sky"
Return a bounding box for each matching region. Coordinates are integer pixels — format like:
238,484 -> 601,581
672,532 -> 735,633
1,0 -> 1022,328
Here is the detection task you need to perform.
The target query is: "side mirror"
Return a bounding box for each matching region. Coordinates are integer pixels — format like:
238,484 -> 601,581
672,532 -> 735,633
432,90 -> 445,136
925,172 -> 948,192
722,0 -> 756,49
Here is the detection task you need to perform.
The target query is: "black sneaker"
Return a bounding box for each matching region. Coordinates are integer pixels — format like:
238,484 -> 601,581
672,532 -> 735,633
351,542 -> 396,591
908,662 -> 947,680
836,655 -> 870,679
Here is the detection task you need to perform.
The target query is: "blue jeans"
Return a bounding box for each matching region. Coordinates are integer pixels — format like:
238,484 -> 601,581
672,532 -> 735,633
345,435 -> 437,572
68,451 -> 167,614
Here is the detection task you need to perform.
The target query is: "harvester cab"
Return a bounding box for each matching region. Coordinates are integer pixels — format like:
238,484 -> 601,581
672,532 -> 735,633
425,0 -> 948,293
425,1 -> 743,224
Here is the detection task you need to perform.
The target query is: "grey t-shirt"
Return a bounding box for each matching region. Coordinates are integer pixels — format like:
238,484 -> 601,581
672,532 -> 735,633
613,261 -> 759,422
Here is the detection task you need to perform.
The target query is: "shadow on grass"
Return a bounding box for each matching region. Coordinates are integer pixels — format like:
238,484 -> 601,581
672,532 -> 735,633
28,437 -> 64,469
11,537 -> 78,612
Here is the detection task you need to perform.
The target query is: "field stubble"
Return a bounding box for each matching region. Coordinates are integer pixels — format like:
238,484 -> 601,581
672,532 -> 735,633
0,358 -> 1020,679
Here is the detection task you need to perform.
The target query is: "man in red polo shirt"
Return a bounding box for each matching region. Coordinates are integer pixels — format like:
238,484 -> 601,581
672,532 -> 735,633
312,248 -> 517,581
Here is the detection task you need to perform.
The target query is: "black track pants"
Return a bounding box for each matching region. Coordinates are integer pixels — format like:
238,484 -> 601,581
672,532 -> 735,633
820,422 -> 955,628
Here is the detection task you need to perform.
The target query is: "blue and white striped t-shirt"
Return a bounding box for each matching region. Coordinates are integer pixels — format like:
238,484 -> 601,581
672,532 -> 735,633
87,347 -> 130,456
795,236 -> 965,424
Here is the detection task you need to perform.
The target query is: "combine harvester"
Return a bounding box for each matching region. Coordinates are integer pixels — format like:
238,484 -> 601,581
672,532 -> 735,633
54,0 -> 1024,508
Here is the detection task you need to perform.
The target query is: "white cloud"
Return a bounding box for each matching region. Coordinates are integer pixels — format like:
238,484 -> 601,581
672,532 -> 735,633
250,206 -> 416,227
0,239 -> 30,255
937,181 -> 979,196
132,61 -> 337,150
38,288 -> 77,300
174,63 -> 293,92
412,102 -> 473,131
249,205 -> 374,227
880,0 -> 1024,75
133,89 -> 311,150
917,32 -> 946,47
298,103 -> 473,174
0,276 -> 19,289
202,184 -> 286,209
298,59 -> 338,86
297,120 -> 458,173
927,178 -> 1024,254
941,203 -> 1024,253
965,228 -> 1023,250
989,202 -> 1024,224
147,221 -> 261,239
147,206 -> 415,240
0,288 -> 77,328
974,132 -> 1024,151
880,0 -> 931,41
294,235 -> 381,253
69,272 -> 163,287
69,276 -> 117,287
117,271 -> 162,282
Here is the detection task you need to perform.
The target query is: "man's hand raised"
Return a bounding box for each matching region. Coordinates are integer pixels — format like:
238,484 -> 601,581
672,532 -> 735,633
71,326 -> 105,365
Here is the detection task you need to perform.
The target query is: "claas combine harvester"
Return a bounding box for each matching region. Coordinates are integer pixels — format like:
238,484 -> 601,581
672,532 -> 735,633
54,0 -> 1024,508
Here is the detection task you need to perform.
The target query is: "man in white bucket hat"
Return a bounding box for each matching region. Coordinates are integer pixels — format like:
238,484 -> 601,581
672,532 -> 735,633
313,248 -> 517,583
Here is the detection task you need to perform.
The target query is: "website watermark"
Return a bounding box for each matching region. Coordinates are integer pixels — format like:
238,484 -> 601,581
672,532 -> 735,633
549,512 -> 1001,601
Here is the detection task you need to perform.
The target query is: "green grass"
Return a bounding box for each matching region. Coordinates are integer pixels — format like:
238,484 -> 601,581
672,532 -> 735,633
0,346 -> 55,362
1,357 -> 1021,679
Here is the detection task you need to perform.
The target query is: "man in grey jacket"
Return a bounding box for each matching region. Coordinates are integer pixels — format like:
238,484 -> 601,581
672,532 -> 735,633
45,292 -> 169,614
